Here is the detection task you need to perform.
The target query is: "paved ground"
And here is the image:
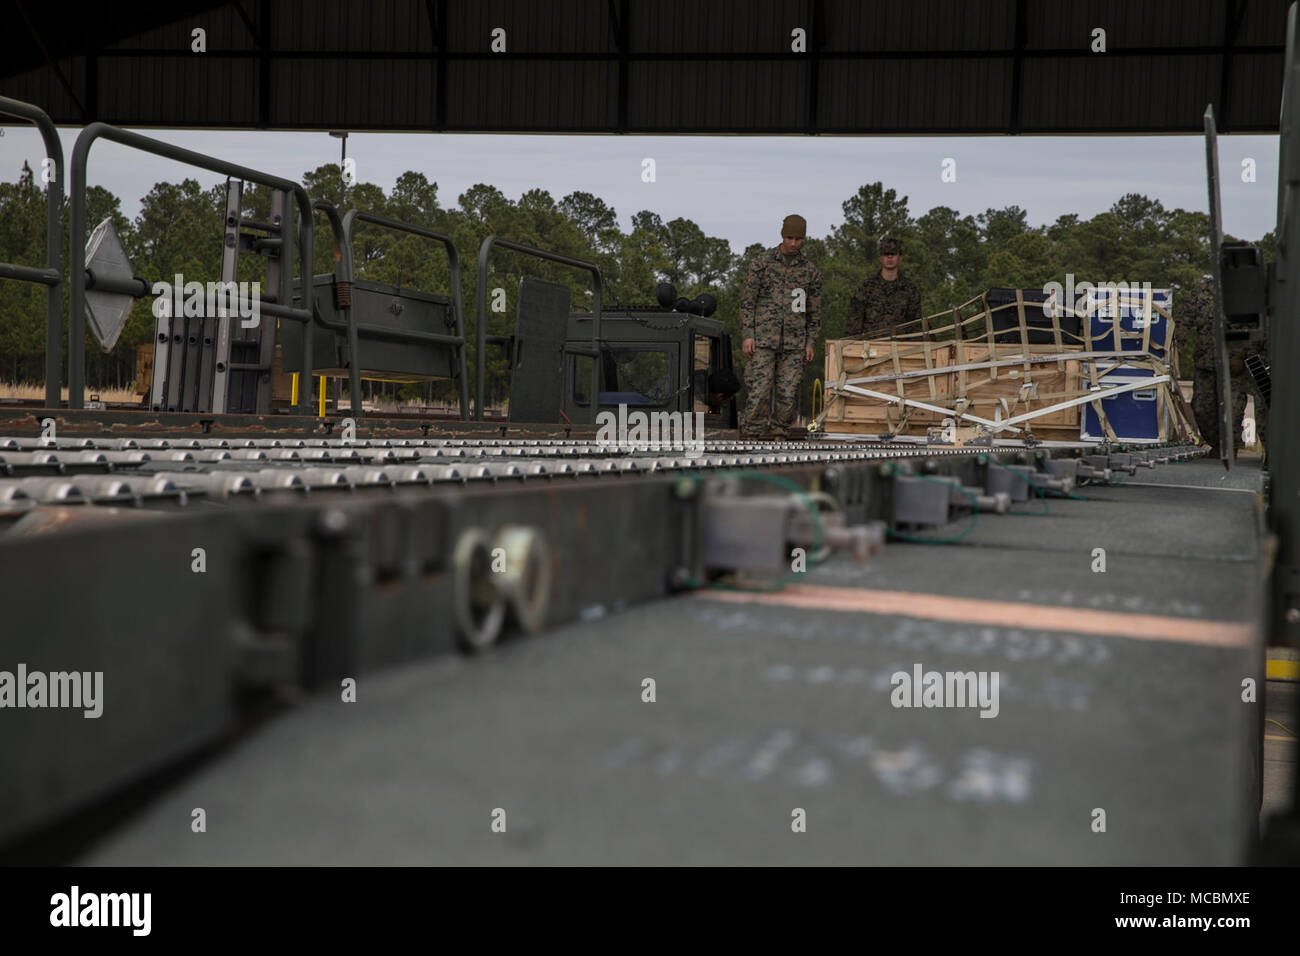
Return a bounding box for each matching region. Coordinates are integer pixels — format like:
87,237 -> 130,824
72,455 -> 1272,865
1263,678 -> 1297,822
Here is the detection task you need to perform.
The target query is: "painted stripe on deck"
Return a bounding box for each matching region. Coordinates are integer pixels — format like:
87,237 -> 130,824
700,584 -> 1253,647
1120,481 -> 1259,494
1267,660 -> 1299,681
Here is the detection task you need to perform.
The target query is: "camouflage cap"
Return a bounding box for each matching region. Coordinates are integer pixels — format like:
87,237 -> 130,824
880,237 -> 902,255
782,214 -> 807,238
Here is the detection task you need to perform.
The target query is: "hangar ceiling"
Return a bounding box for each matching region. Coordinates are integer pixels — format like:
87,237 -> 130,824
0,0 -> 1290,133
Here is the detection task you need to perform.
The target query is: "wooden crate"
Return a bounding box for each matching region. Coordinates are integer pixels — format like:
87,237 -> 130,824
824,339 -> 952,429
954,343 -> 1084,429
822,338 -> 1088,439
819,291 -> 1187,443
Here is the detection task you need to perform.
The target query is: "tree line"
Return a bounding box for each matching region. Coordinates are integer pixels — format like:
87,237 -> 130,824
0,160 -> 1276,405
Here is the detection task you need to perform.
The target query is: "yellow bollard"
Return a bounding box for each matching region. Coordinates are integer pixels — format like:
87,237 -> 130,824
291,373 -> 299,407
319,376 -> 326,417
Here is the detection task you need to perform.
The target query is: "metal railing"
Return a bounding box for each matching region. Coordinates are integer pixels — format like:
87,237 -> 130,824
69,124 -> 317,413
311,205 -> 470,418
0,96 -> 64,409
475,237 -> 601,420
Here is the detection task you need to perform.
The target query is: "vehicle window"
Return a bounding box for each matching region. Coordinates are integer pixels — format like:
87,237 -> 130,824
571,354 -> 594,406
599,347 -> 672,406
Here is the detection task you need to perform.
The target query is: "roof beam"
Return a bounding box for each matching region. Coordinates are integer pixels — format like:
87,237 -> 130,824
13,0 -> 86,120
258,0 -> 271,128
1009,0 -> 1026,134
808,0 -> 822,135
1219,0 -> 1247,132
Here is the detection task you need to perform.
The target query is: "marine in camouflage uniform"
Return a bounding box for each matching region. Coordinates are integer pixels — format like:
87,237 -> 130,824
845,237 -> 923,338
1179,278 -> 1268,453
739,214 -> 822,438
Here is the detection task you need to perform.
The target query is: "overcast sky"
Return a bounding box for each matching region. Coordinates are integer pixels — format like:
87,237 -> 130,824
0,127 -> 1280,252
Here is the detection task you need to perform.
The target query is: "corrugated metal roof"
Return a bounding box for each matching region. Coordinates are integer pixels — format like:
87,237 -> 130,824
271,59 -> 439,128
446,0 -> 617,53
629,61 -> 807,131
819,58 -> 1014,131
1021,54 -> 1221,131
1026,0 -> 1225,48
274,0 -> 429,53
104,5 -> 253,52
632,0 -> 810,54
822,0 -> 1013,52
448,61 -> 616,129
98,57 -> 257,126
0,0 -> 1289,133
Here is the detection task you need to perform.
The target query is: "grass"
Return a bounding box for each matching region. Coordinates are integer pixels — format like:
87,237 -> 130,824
0,382 -> 140,403
0,380 -> 490,416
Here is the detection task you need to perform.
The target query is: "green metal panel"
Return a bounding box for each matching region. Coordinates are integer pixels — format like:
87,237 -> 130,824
284,276 -> 458,380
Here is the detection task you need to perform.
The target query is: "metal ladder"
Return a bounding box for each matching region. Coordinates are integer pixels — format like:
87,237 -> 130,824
150,180 -> 289,414
213,184 -> 288,415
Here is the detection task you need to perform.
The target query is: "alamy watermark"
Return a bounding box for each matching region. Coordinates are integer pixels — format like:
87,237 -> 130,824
1041,275 -> 1157,321
0,664 -> 103,718
50,886 -> 150,936
890,663 -> 1000,718
151,274 -> 262,329
595,404 -> 706,458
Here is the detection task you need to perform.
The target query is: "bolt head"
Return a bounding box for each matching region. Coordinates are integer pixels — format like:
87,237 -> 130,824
319,509 -> 349,534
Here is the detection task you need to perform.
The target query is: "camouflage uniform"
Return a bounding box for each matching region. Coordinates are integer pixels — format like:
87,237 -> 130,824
739,246 -> 822,437
1180,279 -> 1267,452
845,271 -> 923,338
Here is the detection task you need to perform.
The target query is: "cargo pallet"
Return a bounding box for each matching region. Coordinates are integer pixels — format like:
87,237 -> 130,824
815,288 -> 1200,446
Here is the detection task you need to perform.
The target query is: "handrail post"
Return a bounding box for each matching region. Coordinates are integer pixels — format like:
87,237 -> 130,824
312,200 -> 363,416
0,97 -> 66,410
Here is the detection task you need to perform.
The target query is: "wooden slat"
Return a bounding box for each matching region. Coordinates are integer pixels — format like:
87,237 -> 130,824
822,418 -> 1082,442
957,343 -> 1082,428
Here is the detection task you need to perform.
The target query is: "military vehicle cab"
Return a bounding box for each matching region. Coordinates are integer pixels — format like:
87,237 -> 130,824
562,306 -> 737,432
481,260 -> 738,431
